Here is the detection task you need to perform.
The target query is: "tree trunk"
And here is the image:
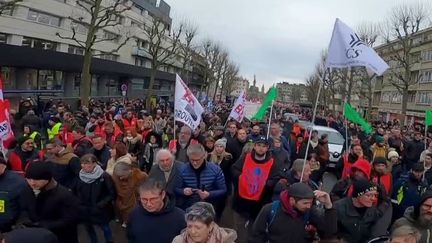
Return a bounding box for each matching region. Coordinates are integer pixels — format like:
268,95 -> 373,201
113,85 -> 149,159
146,67 -> 157,110
212,79 -> 219,102
332,92 -> 336,112
80,51 -> 92,106
401,87 -> 409,125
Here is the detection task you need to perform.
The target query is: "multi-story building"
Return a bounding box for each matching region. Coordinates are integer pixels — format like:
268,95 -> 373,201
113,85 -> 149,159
276,82 -> 309,104
230,77 -> 249,97
0,0 -> 204,106
373,26 -> 432,124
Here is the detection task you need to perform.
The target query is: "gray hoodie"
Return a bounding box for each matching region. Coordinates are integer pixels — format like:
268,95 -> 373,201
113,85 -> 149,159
393,206 -> 432,243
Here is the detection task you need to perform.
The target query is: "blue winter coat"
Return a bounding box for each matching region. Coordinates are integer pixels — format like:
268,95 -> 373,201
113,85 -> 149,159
175,161 -> 227,209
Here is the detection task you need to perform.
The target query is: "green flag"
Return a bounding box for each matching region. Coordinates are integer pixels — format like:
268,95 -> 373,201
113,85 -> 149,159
344,103 -> 372,134
252,86 -> 277,121
426,110 -> 432,127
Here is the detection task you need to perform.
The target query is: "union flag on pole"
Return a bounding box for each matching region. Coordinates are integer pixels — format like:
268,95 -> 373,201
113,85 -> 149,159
0,72 -> 14,149
229,90 -> 246,122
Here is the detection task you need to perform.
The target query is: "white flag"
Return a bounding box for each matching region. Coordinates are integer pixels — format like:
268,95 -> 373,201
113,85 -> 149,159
174,74 -> 204,130
229,90 -> 246,122
326,18 -> 389,76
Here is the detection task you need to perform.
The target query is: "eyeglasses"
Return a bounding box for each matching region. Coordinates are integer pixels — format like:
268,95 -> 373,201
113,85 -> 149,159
422,204 -> 432,210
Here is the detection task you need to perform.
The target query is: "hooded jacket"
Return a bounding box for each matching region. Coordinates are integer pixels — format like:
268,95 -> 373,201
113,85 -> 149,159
106,153 -> 133,176
127,195 -> 186,243
393,206 -> 432,243
249,190 -> 337,243
331,159 -> 371,202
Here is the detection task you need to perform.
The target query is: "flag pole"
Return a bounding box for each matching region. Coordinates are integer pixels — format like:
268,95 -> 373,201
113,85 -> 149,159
300,70 -> 325,182
266,100 -> 275,139
343,98 -> 349,153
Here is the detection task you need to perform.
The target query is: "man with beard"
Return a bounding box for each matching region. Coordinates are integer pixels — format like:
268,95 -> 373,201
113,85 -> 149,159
226,129 -> 248,163
169,126 -> 198,163
250,183 -> 337,243
231,136 -> 281,243
392,163 -> 428,222
336,144 -> 364,179
212,126 -> 225,141
388,128 -> 404,155
393,190 -> 432,242
404,132 -> 425,170
371,136 -> 388,160
371,157 -> 392,196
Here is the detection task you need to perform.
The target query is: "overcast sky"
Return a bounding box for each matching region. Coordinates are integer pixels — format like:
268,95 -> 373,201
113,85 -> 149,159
165,0 -> 429,90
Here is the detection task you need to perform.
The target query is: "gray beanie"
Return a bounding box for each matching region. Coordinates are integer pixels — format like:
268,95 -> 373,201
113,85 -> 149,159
215,138 -> 227,148
288,182 -> 314,199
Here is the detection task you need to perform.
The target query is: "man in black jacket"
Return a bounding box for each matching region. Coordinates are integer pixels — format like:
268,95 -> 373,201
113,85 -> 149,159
226,128 -> 248,163
231,136 -> 281,243
404,132 -> 425,170
0,156 -> 26,232
127,179 -> 185,243
250,183 -> 337,243
90,135 -> 110,170
18,162 -> 80,243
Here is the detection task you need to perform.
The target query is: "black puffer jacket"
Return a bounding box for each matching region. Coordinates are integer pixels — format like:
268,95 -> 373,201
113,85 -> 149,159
73,170 -> 116,224
18,180 -> 80,243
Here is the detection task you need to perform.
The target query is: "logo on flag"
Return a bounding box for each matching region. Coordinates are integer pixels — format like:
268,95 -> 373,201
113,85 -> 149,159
229,90 -> 246,122
174,74 -> 204,130
326,18 -> 389,76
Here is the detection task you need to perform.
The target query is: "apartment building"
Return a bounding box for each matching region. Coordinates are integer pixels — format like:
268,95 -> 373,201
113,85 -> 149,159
230,77 -> 249,97
276,82 -> 309,104
373,27 -> 432,124
0,0 -> 205,106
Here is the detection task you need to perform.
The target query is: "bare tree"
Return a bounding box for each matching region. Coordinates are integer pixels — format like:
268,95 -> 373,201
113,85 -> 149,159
382,2 -> 430,119
220,61 -> 239,97
178,20 -> 198,84
141,17 -> 183,110
212,50 -> 228,101
289,85 -> 302,104
357,22 -> 380,120
200,39 -> 221,97
0,0 -> 21,15
56,0 -> 131,105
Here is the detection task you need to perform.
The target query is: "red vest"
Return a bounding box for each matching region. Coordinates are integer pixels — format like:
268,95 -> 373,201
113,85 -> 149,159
238,153 -> 274,201
123,118 -> 137,129
372,174 -> 392,196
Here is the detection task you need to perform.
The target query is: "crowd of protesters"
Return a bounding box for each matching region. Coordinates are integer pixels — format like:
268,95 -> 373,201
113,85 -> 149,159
0,96 -> 431,243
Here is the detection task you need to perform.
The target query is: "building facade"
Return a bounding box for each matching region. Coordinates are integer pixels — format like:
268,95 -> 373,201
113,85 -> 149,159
276,82 -> 309,104
373,27 -> 432,124
0,0 -> 204,106
230,77 -> 249,97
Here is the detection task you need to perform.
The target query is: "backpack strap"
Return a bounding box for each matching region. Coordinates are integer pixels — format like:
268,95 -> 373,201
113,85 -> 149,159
266,200 -> 280,233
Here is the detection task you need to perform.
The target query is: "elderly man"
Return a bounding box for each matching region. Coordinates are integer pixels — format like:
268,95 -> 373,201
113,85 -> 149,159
149,149 -> 182,197
175,144 -> 226,210
127,179 -> 186,243
169,126 -> 198,163
268,122 -> 291,156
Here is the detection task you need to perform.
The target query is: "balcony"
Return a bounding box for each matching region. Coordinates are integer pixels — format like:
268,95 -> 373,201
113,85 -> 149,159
132,46 -> 152,59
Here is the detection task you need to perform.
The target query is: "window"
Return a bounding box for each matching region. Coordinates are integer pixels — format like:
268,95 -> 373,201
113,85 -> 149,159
0,2 -> 14,16
416,91 -> 432,105
137,39 -> 149,50
27,9 -> 60,27
103,31 -> 119,43
131,78 -> 144,89
380,92 -> 391,103
412,37 -> 423,46
71,21 -> 88,35
1,67 -> 15,89
22,37 -> 57,51
38,70 -> 63,90
68,45 -> 85,55
391,92 -> 402,104
422,50 -> 432,62
0,33 -> 7,44
54,0 -> 66,2
99,52 -> 118,61
420,70 -> 432,83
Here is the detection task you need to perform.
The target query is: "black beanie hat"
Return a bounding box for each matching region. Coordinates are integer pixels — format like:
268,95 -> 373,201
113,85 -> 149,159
17,135 -> 33,147
288,182 -> 314,199
373,157 -> 387,166
26,162 -> 52,181
352,179 -> 377,198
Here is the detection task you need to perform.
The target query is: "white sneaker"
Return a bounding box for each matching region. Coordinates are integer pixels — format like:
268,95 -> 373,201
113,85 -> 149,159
121,223 -> 127,228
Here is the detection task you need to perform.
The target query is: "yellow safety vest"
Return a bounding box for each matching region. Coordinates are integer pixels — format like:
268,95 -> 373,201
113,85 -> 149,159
47,122 -> 62,140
